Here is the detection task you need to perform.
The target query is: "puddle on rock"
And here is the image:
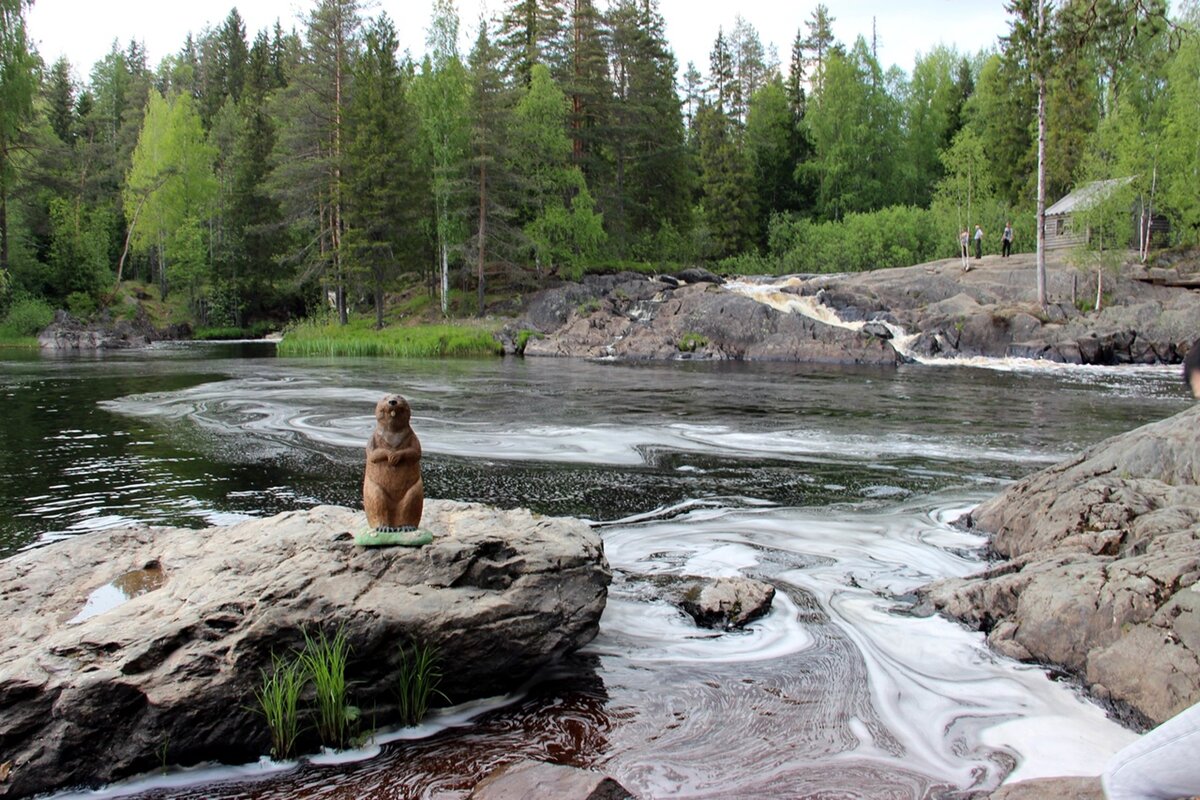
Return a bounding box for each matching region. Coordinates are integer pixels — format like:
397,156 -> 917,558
67,561 -> 166,625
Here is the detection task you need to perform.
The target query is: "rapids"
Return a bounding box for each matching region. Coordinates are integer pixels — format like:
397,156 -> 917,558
0,343 -> 1188,799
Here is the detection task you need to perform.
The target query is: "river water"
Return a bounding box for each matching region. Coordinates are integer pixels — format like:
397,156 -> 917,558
0,343 -> 1189,799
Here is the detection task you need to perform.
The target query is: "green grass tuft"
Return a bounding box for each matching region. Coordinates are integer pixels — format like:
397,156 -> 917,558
254,651 -> 306,761
300,627 -> 355,750
395,641 -> 447,727
277,317 -> 502,358
677,332 -> 708,352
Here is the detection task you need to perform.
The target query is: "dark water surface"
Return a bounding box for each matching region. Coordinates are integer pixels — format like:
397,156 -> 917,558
1,344 -> 1188,799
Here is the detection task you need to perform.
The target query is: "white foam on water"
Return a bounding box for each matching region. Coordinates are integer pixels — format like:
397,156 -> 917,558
597,500 -> 1139,788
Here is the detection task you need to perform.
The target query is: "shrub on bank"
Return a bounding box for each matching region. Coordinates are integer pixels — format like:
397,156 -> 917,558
0,296 -> 53,344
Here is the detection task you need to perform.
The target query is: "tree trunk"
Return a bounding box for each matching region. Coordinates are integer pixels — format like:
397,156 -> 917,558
477,160 -> 487,317
1035,2 -> 1048,307
440,234 -> 449,316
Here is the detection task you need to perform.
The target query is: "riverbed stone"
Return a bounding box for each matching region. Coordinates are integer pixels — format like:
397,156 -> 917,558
0,501 -> 610,798
468,760 -> 635,800
920,404 -> 1200,726
676,576 -> 776,630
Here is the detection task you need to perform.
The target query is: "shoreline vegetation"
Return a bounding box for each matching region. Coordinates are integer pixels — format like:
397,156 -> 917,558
276,317 -> 504,358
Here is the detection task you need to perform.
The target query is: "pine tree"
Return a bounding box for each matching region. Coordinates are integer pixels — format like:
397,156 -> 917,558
0,0 -> 39,279
466,20 -> 520,312
269,0 -> 363,324
708,29 -> 736,115
695,102 -> 755,257
605,0 -> 691,254
498,0 -> 569,87
46,57 -> 76,145
803,4 -> 837,95
345,13 -> 426,328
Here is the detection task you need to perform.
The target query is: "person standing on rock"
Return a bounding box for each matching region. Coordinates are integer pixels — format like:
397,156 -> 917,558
1185,341 -> 1200,399
973,225 -> 984,260
1001,222 -> 1013,257
959,229 -> 970,271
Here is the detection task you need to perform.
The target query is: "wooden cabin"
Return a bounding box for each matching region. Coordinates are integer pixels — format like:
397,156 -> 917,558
1045,178 -> 1171,251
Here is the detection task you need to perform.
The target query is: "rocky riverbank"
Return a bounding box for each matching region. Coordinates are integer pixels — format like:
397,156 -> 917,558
920,404 -> 1200,730
503,251 -> 1200,365
0,502 -> 610,798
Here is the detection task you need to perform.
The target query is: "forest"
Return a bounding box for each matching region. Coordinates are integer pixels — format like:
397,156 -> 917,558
0,0 -> 1196,337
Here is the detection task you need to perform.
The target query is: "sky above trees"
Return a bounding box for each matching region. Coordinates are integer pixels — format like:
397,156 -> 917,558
29,0 -> 1011,82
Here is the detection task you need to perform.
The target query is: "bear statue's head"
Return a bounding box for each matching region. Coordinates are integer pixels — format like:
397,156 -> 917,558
375,394 -> 412,430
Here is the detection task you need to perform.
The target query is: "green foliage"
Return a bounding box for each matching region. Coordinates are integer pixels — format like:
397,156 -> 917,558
0,296 -> 53,337
677,332 -> 708,352
395,642 -> 446,727
65,291 -> 97,319
278,317 -> 503,358
299,627 -> 355,751
254,651 -> 306,761
766,206 -> 943,273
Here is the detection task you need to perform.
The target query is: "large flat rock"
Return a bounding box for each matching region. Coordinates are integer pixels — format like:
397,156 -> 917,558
921,405 -> 1200,726
0,501 -> 611,798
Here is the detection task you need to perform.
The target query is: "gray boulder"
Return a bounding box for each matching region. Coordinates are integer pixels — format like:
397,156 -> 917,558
675,576 -> 776,629
921,405 -> 1200,726
0,502 -> 610,798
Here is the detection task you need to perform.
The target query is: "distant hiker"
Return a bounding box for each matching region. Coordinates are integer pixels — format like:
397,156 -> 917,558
959,229 -> 970,271
973,225 -> 984,259
1001,222 -> 1013,258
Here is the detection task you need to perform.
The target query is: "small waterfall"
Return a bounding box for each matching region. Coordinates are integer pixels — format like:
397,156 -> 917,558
725,277 -> 923,360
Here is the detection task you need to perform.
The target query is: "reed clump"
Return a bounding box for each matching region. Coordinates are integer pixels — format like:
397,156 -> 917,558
396,642 -> 446,727
252,629 -> 445,758
299,627 -> 357,750
254,651 -> 307,760
277,317 -> 502,358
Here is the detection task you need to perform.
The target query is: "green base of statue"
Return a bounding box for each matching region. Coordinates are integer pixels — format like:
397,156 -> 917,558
354,524 -> 434,548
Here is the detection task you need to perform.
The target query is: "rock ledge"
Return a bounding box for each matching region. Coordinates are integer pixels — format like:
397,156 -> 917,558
0,501 -> 610,798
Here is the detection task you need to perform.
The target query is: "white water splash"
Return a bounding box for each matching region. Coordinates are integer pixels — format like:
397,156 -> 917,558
725,276 -> 1180,379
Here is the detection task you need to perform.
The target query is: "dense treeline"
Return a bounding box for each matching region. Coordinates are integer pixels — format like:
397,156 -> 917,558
0,0 -> 1196,333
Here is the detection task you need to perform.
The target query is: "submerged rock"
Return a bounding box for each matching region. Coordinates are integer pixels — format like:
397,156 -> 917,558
920,404 -> 1200,726
0,502 -> 610,798
468,760 -> 635,800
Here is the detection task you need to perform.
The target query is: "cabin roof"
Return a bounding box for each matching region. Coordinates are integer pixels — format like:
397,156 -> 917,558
1046,177 -> 1135,216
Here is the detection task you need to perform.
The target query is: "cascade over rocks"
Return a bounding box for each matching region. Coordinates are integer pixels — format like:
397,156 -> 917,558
506,254 -> 1200,365
919,405 -> 1200,727
506,273 -> 899,365
0,502 -> 610,798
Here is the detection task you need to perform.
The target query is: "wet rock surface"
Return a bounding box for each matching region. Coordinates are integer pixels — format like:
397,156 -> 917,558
0,502 -> 610,798
507,253 -> 1200,365
920,405 -> 1200,727
510,272 -> 899,365
672,576 -> 776,630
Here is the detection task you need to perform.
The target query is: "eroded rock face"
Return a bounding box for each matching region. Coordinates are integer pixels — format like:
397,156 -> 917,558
519,279 -> 899,365
0,502 -> 611,798
920,405 -> 1200,726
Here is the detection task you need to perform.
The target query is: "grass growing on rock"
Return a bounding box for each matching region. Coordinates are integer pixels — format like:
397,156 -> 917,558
300,627 -> 357,750
254,651 -> 306,760
396,642 -> 446,727
277,316 -> 502,358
